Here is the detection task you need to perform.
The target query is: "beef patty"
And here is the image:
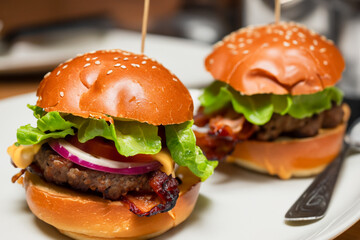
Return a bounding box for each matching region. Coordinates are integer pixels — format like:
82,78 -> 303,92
31,144 -> 155,200
255,104 -> 344,141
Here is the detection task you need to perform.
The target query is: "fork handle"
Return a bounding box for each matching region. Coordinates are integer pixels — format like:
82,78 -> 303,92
285,142 -> 349,221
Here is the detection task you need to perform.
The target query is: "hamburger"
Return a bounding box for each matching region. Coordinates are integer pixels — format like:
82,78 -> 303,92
7,49 -> 217,239
194,22 -> 349,180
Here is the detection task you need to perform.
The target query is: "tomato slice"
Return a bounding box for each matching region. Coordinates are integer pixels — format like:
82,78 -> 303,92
65,135 -> 154,163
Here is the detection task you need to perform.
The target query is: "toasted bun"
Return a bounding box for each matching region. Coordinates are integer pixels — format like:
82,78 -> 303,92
36,50 -> 193,125
205,22 -> 345,95
23,167 -> 200,240
227,104 -> 350,179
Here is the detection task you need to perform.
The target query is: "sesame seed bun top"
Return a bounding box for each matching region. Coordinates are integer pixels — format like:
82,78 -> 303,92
205,22 -> 345,95
36,50 -> 193,125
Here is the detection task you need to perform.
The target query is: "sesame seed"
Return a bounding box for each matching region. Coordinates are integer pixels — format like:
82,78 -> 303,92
86,58 -> 90,61
320,48 -> 327,53
243,50 -> 249,54
107,70 -> 113,75
313,39 -> 318,46
114,63 -> 121,67
143,56 -> 148,60
110,49 -> 116,52
209,59 -> 214,64
273,37 -> 279,42
172,77 -> 177,82
44,72 -> 51,78
114,57 -> 119,60
283,41 -> 290,47
231,50 -> 239,55
84,63 -> 91,68
121,65 -> 127,69
310,45 -> 315,51
239,43 -> 245,48
227,43 -> 236,49
123,52 -> 130,55
95,61 -> 100,65
297,32 -> 305,38
134,56 -> 138,59
123,57 -> 129,61
62,65 -> 68,69
323,60 -> 328,65
246,39 -> 253,44
262,43 -> 269,47
77,53 -> 84,57
56,71 -> 61,76
292,40 -> 298,45
60,91 -> 64,97
141,61 -> 147,64
292,27 -> 298,32
131,63 -> 140,68
89,51 -> 96,54
152,66 -> 157,69
92,57 -> 98,60
238,37 -> 244,42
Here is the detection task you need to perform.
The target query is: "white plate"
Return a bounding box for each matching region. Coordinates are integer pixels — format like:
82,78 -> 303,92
1,91 -> 360,240
0,29 -> 213,88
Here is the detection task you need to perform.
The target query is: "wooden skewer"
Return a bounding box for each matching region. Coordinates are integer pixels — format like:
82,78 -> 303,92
141,0 -> 150,54
275,0 -> 281,23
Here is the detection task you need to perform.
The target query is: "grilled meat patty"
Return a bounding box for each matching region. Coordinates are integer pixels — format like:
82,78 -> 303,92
31,144 -> 155,200
255,104 -> 344,141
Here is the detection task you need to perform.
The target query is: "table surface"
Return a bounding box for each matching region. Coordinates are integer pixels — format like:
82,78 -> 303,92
1,76 -> 359,240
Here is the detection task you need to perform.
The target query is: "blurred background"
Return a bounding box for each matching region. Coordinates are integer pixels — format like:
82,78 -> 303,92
0,0 -> 359,123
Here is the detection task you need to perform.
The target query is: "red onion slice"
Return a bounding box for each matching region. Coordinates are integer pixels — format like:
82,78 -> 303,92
49,140 -> 161,175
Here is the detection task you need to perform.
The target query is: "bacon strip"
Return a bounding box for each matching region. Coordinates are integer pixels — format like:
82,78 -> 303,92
11,169 -> 26,183
194,131 -> 236,161
194,107 -> 257,161
123,171 -> 179,217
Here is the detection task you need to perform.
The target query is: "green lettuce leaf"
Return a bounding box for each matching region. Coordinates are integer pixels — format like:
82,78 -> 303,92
37,111 -> 76,132
200,81 -> 343,125
27,104 -> 46,119
288,87 -> 344,118
17,124 -> 75,145
165,121 -> 218,181
199,81 -> 231,114
18,108 -> 162,157
66,116 -> 162,157
229,89 -> 274,125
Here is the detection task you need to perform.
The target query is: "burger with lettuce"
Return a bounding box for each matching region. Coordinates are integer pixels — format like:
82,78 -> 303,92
8,50 -> 217,240
194,22 -> 349,179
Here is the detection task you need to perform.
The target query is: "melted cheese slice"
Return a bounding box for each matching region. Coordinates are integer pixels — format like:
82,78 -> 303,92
153,150 -> 175,177
7,144 -> 42,169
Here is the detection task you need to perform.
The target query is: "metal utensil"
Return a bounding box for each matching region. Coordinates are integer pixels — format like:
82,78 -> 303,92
285,117 -> 360,222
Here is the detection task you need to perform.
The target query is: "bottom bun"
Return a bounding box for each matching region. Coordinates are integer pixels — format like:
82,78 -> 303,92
23,167 -> 200,240
227,104 -> 350,180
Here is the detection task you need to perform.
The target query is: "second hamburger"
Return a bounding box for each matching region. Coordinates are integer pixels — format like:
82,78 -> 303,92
194,22 -> 349,179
